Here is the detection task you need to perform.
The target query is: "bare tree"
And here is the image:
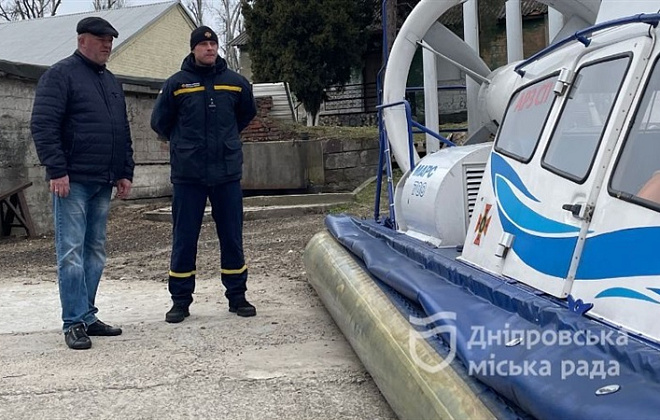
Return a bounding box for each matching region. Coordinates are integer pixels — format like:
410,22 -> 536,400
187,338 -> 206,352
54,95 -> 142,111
214,0 -> 242,70
92,0 -> 126,10
0,0 -> 61,21
186,0 -> 204,25
183,0 -> 242,71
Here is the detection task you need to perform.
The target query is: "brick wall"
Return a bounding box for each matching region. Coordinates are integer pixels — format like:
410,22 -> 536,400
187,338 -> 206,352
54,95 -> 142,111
482,17 -> 548,69
242,97 -> 283,142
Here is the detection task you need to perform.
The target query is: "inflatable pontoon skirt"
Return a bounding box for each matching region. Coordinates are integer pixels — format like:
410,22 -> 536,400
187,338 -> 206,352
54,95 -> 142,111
304,230 -> 499,420
306,215 -> 660,420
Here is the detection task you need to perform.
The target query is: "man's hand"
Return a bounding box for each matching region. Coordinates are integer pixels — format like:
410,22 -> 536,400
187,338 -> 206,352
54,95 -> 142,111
116,179 -> 132,200
50,175 -> 70,198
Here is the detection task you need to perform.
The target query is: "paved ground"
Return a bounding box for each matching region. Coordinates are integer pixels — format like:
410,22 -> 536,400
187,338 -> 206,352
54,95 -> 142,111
0,202 -> 396,420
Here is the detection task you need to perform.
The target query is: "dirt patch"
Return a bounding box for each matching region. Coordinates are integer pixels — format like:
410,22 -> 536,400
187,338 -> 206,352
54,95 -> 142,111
0,201 -> 327,285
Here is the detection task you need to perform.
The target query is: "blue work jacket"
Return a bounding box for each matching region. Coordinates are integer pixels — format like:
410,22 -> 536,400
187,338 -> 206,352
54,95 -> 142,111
151,54 -> 257,185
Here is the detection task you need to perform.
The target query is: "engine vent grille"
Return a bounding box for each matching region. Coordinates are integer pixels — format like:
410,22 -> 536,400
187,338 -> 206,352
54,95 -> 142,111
463,163 -> 486,230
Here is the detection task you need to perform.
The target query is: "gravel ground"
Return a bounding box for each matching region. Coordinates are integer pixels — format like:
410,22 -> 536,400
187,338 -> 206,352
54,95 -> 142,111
0,201 -> 396,420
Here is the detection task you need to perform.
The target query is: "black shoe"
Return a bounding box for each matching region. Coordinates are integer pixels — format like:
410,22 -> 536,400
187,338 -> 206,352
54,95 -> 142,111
166,304 -> 190,323
65,323 -> 92,350
229,299 -> 256,317
86,319 -> 122,336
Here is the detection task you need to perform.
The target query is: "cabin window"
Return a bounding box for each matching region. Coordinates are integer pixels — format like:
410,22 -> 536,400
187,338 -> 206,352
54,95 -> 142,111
494,76 -> 556,161
611,56 -> 660,208
542,57 -> 629,182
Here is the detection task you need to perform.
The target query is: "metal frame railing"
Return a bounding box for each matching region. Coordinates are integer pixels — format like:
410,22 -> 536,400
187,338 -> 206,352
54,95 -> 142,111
374,98 -> 457,226
374,0 -> 393,226
374,102 -> 399,227
373,0 -> 459,227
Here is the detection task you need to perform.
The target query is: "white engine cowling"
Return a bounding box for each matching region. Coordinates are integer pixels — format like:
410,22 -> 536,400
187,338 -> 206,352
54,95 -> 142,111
395,144 -> 492,247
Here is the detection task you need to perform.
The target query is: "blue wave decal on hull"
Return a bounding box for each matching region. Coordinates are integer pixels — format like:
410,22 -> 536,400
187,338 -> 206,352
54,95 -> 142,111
595,287 -> 660,303
491,153 -> 576,278
490,152 -> 660,280
495,176 -> 580,234
490,153 -> 539,202
576,227 -> 660,279
496,197 -> 576,278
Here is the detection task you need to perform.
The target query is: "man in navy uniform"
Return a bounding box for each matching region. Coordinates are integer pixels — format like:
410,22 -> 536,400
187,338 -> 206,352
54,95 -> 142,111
151,26 -> 257,323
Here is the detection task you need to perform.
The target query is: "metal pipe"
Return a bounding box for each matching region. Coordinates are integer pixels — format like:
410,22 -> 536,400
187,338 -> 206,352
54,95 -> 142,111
374,110 -> 386,223
506,0 -> 524,62
374,0 -> 391,223
463,0 -> 481,136
423,41 -> 440,154
377,100 -> 417,172
416,42 -> 490,85
411,121 -> 456,147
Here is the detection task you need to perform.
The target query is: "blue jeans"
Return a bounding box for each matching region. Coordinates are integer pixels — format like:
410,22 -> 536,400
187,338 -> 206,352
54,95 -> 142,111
53,182 -> 112,332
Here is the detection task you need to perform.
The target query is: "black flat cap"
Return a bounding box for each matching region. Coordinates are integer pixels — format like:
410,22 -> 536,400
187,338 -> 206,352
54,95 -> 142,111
76,17 -> 119,38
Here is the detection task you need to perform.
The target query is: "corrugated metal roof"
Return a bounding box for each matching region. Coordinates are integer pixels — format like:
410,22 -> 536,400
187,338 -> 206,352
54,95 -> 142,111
228,31 -> 248,47
0,58 -> 165,89
0,1 -> 181,66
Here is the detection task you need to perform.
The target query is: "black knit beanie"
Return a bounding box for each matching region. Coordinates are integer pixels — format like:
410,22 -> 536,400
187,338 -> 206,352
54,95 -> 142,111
190,26 -> 219,49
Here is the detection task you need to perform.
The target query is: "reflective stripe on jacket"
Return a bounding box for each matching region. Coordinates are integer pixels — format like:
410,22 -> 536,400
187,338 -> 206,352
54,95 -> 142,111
151,54 -> 257,185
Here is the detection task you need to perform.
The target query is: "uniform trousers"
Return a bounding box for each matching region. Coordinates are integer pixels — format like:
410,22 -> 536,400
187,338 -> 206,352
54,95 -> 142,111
168,181 -> 247,307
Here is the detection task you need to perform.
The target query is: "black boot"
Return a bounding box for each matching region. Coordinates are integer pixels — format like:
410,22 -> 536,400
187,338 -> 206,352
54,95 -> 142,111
229,298 -> 256,317
165,304 -> 190,323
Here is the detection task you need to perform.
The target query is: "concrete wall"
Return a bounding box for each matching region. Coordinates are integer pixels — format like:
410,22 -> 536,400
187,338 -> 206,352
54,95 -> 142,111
0,73 -> 380,236
123,84 -> 172,199
481,17 -> 548,70
0,74 -> 166,236
0,76 -> 55,235
243,137 -> 380,193
243,141 -> 310,190
321,137 -> 380,192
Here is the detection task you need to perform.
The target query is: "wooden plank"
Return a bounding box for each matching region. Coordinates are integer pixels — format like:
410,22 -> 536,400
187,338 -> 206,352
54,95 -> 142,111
0,181 -> 35,237
0,181 -> 32,202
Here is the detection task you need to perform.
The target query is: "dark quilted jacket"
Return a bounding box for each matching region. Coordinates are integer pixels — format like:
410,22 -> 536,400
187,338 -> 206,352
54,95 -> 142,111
31,50 -> 135,184
150,54 -> 256,185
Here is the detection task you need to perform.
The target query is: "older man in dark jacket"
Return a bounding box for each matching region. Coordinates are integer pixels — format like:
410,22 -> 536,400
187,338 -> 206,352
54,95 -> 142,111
31,17 -> 135,350
151,26 -> 257,323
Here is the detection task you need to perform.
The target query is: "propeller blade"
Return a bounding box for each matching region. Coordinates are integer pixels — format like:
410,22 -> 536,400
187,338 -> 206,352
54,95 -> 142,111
424,21 -> 491,80
537,0 -> 600,25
